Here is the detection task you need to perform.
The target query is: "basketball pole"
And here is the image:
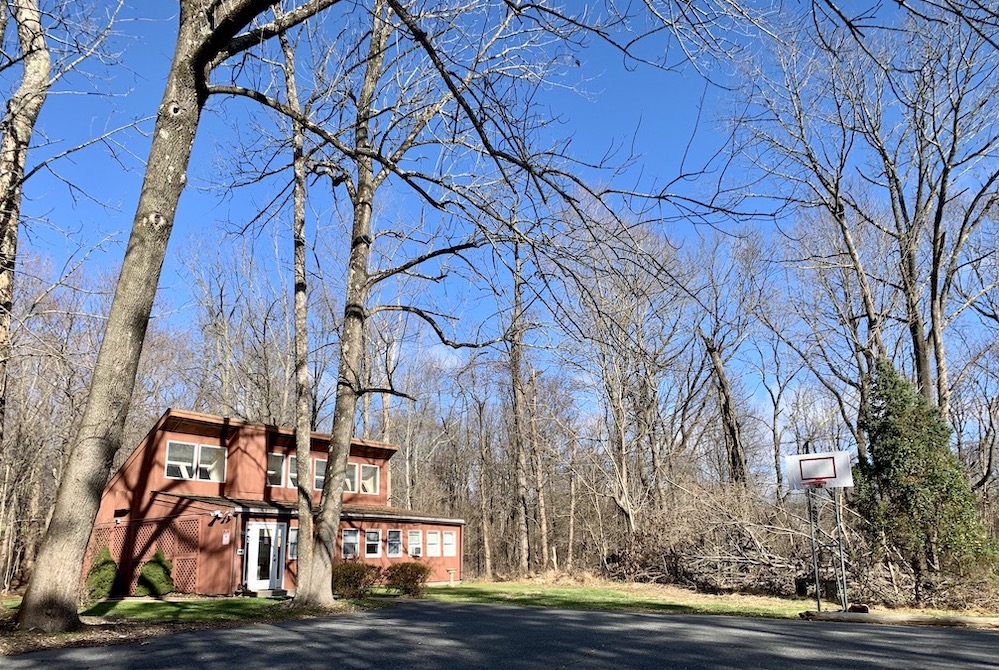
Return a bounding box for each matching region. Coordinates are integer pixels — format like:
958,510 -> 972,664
834,487 -> 850,611
807,486 -> 822,612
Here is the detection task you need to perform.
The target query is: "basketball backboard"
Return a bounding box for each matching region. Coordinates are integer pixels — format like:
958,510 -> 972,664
785,451 -> 854,490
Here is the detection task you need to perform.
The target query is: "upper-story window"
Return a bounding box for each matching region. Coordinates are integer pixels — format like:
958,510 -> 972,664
314,459 -> 327,491
344,462 -> 358,493
360,464 -> 379,495
266,454 -> 285,487
267,453 -> 305,488
166,441 -> 226,482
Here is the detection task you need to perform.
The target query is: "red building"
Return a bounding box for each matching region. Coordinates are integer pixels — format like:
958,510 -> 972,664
86,409 -> 464,595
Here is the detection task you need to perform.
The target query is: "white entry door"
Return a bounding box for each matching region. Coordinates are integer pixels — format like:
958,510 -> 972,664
245,522 -> 286,591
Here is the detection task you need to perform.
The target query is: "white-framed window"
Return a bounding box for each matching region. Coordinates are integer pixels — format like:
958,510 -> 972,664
342,528 -> 360,559
314,459 -> 326,491
426,530 -> 441,557
443,531 -> 457,557
288,527 -> 299,560
365,529 -> 381,558
407,530 -> 423,557
165,441 -> 197,480
344,462 -> 358,493
197,445 -> 226,482
166,441 -> 227,482
360,464 -> 379,494
266,453 -> 284,487
387,530 -> 403,558
288,455 -> 298,489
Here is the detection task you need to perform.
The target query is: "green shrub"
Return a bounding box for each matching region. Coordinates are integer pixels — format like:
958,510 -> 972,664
134,550 -> 174,597
384,562 -> 433,597
331,561 -> 381,599
84,546 -> 119,602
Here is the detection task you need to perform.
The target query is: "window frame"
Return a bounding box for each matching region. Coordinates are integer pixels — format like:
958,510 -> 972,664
359,464 -> 379,495
426,530 -> 441,557
266,453 -> 285,488
165,441 -> 227,483
344,462 -> 358,493
314,458 -> 327,491
387,529 -> 403,558
342,528 -> 360,559
365,529 -> 382,558
288,527 -> 299,560
165,441 -> 197,480
288,455 -> 298,489
407,530 -> 423,557
442,531 -> 457,557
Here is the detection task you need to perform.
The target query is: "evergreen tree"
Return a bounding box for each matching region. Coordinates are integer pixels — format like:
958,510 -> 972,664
855,359 -> 994,602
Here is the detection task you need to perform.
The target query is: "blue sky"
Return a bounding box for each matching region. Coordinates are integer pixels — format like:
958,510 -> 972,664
21,4 -> 723,326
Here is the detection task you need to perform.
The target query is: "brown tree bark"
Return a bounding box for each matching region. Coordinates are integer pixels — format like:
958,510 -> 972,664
17,0 -> 340,632
0,0 -> 50,456
508,241 -> 532,574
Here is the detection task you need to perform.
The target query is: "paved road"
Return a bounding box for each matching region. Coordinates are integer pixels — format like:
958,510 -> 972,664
7,601 -> 999,669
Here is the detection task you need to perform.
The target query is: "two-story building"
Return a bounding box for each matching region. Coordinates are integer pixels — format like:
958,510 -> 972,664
85,408 -> 464,595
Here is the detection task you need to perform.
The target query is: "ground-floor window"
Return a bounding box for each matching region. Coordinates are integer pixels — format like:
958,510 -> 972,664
407,530 -> 422,557
387,529 -> 403,557
342,528 -> 360,559
365,529 -> 381,557
443,531 -> 456,557
288,527 -> 299,559
427,530 -> 441,557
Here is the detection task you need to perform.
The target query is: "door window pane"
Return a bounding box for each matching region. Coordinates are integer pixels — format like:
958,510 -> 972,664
257,529 -> 273,580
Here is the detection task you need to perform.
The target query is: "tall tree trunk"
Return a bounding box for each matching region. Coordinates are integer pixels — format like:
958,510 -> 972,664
566,433 -> 577,573
0,0 -> 50,453
280,26 -> 323,606
509,241 -> 531,574
15,0 -> 318,631
17,7 -> 208,630
704,337 -> 747,484
309,0 -> 387,599
475,398 -> 493,579
529,373 -> 551,571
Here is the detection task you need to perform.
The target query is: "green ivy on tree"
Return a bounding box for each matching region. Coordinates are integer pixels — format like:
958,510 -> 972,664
854,358 -> 995,602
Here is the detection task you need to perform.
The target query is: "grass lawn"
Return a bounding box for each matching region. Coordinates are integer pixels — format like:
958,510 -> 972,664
426,579 -> 808,619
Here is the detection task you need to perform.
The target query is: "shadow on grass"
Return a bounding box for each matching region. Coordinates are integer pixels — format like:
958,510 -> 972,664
80,597 -> 296,623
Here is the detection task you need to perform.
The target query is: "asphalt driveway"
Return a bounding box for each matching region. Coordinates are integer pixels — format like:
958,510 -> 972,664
7,600 -> 999,669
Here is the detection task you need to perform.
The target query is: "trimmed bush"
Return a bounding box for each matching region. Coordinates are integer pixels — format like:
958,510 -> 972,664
384,561 -> 433,597
134,550 -> 174,597
84,546 -> 119,602
331,562 -> 381,599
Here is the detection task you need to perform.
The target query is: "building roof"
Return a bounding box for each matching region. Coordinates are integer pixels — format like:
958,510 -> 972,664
151,491 -> 465,525
152,408 -> 399,456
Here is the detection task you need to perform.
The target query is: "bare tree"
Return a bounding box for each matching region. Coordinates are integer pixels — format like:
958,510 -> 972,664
736,9 -> 999,433
17,0 -> 349,632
